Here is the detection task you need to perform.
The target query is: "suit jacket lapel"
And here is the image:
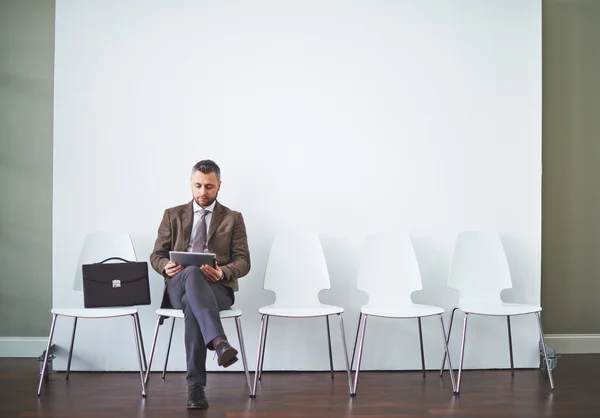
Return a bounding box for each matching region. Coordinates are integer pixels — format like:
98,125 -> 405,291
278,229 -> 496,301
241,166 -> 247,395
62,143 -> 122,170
181,201 -> 194,251
208,201 -> 223,242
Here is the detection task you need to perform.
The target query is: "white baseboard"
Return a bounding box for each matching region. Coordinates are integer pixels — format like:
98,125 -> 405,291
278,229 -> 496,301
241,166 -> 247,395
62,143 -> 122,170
0,337 -> 48,357
544,334 -> 600,354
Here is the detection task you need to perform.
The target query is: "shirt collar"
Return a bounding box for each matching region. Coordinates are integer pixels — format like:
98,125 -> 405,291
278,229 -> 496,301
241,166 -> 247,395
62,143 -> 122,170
193,200 -> 216,213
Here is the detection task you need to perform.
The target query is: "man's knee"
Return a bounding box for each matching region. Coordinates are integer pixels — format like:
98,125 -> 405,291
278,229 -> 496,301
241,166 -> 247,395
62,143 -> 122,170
181,266 -> 210,291
181,265 -> 203,280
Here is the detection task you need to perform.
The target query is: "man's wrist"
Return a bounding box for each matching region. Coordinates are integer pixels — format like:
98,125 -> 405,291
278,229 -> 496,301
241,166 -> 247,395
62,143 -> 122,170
220,271 -> 227,281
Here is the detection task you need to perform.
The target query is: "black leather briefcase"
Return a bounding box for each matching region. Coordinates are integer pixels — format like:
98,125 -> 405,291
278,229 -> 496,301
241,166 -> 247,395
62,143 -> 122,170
81,257 -> 151,308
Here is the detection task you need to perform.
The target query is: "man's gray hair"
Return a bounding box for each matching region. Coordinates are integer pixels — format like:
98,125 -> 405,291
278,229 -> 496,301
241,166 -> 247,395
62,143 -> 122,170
192,160 -> 221,181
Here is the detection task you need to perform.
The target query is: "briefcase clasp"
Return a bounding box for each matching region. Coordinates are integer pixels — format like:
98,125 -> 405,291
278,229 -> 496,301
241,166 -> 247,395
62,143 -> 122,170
112,279 -> 122,288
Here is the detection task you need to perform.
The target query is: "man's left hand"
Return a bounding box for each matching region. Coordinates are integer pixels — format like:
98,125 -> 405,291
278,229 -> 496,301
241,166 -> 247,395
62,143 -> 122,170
201,261 -> 224,282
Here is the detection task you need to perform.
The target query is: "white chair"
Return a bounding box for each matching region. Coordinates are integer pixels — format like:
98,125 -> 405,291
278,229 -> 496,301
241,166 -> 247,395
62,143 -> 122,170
350,233 -> 456,395
143,308 -> 252,396
252,232 -> 353,397
38,232 -> 147,396
439,231 -> 555,394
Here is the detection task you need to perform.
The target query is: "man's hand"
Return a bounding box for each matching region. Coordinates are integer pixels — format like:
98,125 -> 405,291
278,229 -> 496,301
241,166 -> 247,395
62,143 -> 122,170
201,261 -> 224,282
165,261 -> 183,278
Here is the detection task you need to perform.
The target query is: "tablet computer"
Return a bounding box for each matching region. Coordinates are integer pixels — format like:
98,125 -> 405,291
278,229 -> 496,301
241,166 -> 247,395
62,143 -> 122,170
169,251 -> 216,268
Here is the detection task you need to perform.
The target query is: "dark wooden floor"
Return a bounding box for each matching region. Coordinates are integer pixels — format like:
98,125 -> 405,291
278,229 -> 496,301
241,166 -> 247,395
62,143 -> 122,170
1,355 -> 598,417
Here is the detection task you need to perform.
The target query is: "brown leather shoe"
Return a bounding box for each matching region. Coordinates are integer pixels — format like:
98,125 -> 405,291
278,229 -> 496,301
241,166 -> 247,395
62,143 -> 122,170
187,385 -> 209,409
215,341 -> 239,367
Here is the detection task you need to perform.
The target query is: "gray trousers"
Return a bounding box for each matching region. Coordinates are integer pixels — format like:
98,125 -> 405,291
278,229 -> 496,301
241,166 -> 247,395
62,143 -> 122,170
167,266 -> 234,386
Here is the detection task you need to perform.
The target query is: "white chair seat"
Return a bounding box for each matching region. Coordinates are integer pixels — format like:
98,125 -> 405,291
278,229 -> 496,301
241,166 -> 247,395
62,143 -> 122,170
156,308 -> 243,319
220,308 -> 243,318
361,303 -> 444,318
51,307 -> 138,318
258,304 -> 344,317
457,301 -> 541,316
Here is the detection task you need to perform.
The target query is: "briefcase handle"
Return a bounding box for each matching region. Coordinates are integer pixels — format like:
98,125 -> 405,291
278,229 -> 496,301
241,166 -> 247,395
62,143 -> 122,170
97,257 -> 133,264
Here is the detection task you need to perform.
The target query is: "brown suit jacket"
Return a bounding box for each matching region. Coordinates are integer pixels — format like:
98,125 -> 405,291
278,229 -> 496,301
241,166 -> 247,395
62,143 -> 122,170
150,200 -> 251,309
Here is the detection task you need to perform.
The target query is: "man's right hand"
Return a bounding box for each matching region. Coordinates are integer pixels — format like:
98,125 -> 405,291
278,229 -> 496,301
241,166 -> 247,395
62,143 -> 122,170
165,261 -> 183,278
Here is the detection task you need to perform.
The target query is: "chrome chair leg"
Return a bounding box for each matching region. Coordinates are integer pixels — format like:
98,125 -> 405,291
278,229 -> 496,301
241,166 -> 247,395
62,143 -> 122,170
252,314 -> 267,397
258,315 -> 270,381
351,312 -> 363,370
234,316 -> 253,397
536,312 -> 555,390
162,318 -> 176,380
418,317 -> 426,377
438,314 -> 456,393
337,314 -> 353,396
135,313 -> 148,373
326,316 -> 334,379
66,317 -> 78,380
38,314 -> 58,396
131,315 -> 146,397
351,314 -> 369,396
507,316 -> 514,376
440,307 -> 458,377
144,316 -> 162,387
456,313 -> 469,394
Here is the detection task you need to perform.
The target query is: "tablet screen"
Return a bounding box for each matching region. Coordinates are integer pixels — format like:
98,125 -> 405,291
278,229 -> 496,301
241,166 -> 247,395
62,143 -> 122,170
169,251 -> 216,268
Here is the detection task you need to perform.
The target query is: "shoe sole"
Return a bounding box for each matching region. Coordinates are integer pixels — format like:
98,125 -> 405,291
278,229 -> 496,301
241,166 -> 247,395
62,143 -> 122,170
222,355 -> 239,368
218,347 -> 239,367
187,403 -> 209,410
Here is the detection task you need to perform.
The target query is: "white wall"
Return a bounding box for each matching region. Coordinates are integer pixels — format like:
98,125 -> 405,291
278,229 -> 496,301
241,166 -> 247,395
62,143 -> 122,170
53,0 -> 542,372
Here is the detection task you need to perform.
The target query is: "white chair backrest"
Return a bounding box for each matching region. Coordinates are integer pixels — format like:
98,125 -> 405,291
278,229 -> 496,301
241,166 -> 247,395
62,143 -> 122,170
357,233 -> 423,307
73,231 -> 137,291
448,231 -> 512,302
263,231 -> 330,308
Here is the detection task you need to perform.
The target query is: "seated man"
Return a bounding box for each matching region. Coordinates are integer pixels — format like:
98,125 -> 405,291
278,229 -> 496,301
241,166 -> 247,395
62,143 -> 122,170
150,159 -> 251,409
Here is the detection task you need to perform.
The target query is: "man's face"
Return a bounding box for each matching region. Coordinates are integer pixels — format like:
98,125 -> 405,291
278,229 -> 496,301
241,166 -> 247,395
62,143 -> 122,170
191,170 -> 221,208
